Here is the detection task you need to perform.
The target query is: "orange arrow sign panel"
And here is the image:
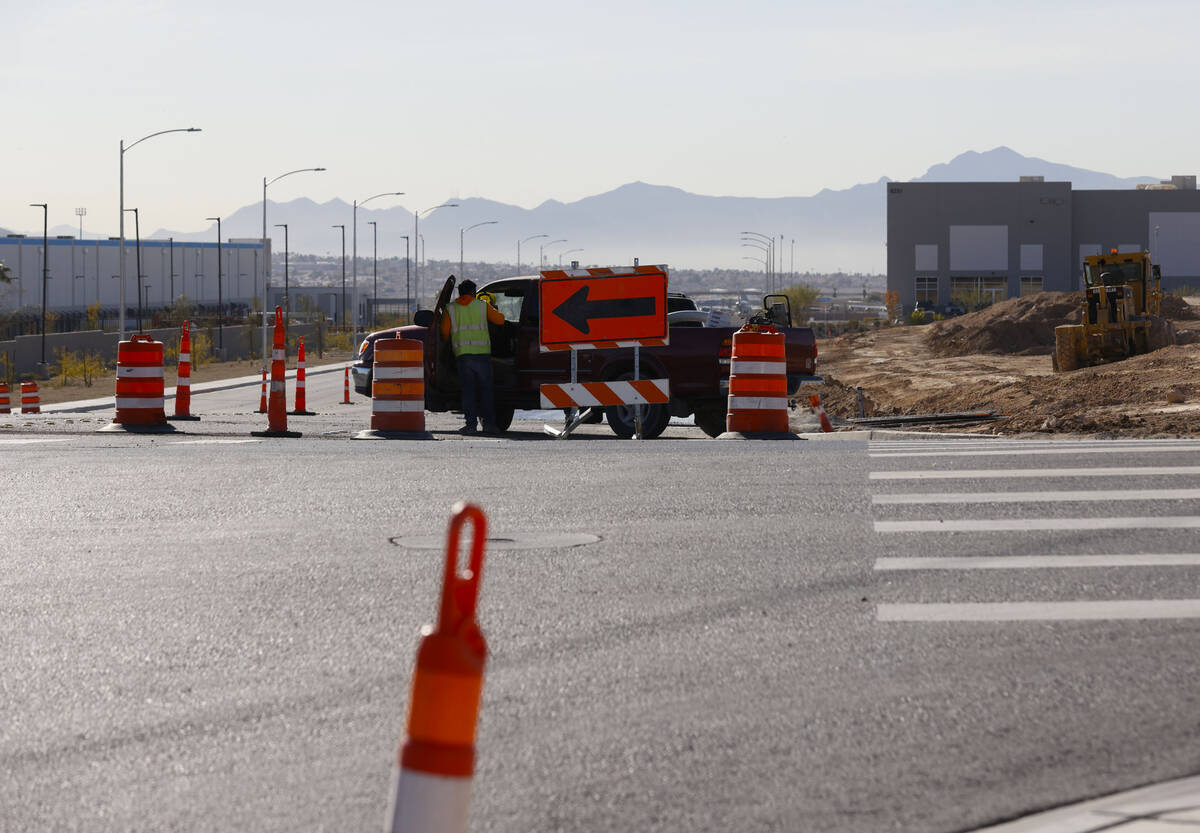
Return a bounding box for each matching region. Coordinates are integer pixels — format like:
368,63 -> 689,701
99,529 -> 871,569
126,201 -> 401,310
539,268 -> 668,348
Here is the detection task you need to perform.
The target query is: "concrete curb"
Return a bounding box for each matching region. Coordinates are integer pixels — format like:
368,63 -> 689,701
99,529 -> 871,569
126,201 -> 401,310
39,362 -> 349,414
967,773 -> 1200,832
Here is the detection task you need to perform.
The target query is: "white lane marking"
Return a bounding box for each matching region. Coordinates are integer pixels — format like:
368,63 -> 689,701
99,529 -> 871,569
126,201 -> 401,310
876,516 -> 1200,533
0,437 -> 71,445
871,466 -> 1200,480
875,554 -> 1200,570
169,439 -> 261,445
870,439 -> 1200,447
872,445 -> 1200,459
877,600 -> 1200,621
873,488 -> 1200,505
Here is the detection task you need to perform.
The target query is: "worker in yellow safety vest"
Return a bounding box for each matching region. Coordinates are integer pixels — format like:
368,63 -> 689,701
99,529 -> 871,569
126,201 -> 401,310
440,278 -> 506,435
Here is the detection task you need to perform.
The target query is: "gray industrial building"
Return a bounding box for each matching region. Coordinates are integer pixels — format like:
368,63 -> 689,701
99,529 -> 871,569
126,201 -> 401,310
886,176 -> 1200,312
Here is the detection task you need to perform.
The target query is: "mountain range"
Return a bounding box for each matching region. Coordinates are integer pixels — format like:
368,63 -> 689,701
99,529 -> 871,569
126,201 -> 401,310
4,148 -> 1164,274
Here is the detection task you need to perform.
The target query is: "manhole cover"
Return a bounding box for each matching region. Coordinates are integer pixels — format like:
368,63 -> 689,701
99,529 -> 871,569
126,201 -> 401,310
389,532 -> 600,550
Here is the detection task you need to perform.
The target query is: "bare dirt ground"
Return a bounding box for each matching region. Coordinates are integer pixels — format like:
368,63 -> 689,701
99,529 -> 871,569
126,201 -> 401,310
15,350 -> 357,406
811,293 -> 1200,437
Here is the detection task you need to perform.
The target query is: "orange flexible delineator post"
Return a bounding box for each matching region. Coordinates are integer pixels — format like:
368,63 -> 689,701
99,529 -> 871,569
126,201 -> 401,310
251,306 -> 301,438
387,503 -> 489,833
809,394 -> 834,433
20,381 -> 40,414
170,321 -> 200,421
257,368 -> 268,413
101,335 -> 176,433
354,338 -> 434,440
717,324 -> 798,440
0,382 -> 10,414
340,365 -> 353,405
290,337 -> 315,415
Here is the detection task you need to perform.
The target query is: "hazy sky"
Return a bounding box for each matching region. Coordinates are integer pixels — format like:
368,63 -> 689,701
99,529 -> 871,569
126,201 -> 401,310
4,0 -> 1199,244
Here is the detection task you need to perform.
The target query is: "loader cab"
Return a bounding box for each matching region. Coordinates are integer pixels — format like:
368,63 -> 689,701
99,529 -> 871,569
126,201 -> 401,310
1082,251 -> 1156,316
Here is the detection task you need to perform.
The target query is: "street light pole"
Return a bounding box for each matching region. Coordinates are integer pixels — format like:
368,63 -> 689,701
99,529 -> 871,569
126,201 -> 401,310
119,127 -> 201,339
399,235 -> 411,321
332,224 -> 346,328
206,217 -> 223,350
559,247 -> 583,268
262,166 -> 325,366
367,220 -> 378,328
540,238 -> 567,269
353,191 -> 403,337
413,203 -> 458,309
274,224 -> 290,317
30,203 -> 48,368
124,207 -> 143,331
518,234 -> 548,275
742,231 -> 774,293
460,220 -> 499,279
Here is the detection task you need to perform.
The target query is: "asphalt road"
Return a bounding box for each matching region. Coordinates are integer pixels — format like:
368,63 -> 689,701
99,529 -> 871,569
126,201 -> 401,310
3,368 -> 1199,832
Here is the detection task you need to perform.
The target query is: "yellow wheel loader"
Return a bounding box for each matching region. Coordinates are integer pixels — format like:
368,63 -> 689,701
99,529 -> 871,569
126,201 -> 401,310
1054,250 -> 1175,372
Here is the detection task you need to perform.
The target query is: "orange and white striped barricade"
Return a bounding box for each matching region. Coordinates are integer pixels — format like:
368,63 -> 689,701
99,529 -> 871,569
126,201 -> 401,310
19,381 -> 39,414
100,334 -> 175,433
0,382 -> 10,414
289,337 -> 315,416
252,305 -> 301,438
809,394 -> 834,433
170,321 -> 200,421
386,503 -> 489,833
340,365 -> 353,405
257,367 -> 268,413
540,376 -> 669,439
355,338 -> 434,440
717,324 -> 798,440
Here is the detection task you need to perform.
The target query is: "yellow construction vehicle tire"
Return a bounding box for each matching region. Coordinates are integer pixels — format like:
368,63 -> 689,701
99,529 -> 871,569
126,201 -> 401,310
1054,325 -> 1084,372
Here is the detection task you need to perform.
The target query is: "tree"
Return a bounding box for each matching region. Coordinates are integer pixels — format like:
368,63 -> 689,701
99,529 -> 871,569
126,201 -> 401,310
0,262 -> 11,283
779,282 -> 819,324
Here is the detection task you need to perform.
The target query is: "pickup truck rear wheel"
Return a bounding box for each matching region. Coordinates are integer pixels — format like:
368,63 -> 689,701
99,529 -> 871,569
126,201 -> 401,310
604,372 -> 669,439
693,406 -> 727,438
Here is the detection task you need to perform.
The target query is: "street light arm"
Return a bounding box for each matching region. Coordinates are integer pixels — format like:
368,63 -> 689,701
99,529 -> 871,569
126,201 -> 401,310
124,127 -> 201,153
464,220 -> 499,233
267,167 -> 326,188
359,191 -> 404,206
521,234 -> 549,244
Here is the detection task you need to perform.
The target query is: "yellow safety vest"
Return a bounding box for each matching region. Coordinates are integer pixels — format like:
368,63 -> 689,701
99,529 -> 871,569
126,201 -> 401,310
448,299 -> 491,356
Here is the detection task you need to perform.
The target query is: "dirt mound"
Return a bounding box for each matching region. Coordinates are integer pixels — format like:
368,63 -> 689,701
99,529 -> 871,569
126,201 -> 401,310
926,292 -> 1082,357
1160,293 -> 1198,320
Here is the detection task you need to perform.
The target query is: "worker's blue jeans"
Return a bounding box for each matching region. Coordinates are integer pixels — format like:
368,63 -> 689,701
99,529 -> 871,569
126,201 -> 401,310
457,354 -> 496,430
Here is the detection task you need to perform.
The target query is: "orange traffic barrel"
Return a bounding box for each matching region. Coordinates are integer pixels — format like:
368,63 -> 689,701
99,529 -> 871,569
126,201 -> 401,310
718,324 -> 797,439
355,338 -> 433,440
20,381 -> 40,414
0,381 -> 10,414
170,321 -> 200,421
387,503 -> 488,833
106,335 -> 175,432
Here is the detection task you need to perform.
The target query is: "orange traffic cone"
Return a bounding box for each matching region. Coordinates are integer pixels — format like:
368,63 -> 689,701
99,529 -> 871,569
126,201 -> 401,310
340,365 -> 353,405
290,336 -> 315,415
257,367 -> 267,413
170,320 -> 200,421
387,503 -> 489,833
252,306 -> 301,438
809,394 -> 834,433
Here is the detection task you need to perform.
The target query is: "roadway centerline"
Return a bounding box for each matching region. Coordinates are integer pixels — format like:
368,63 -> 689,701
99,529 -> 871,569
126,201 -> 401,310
871,445 -> 1200,459
877,600 -> 1200,621
870,466 -> 1200,480
875,516 -> 1200,533
874,554 -> 1200,570
0,437 -> 71,445
168,439 -> 262,445
872,488 -> 1200,504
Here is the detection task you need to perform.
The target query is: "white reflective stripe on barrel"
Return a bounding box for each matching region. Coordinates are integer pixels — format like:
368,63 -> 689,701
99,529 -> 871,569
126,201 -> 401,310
117,366 -> 164,378
727,396 -> 789,410
372,400 -> 423,412
270,381 -> 285,392
179,353 -> 190,362
374,365 -> 423,380
116,397 -> 165,409
729,360 -> 786,375
273,349 -> 285,360
296,379 -> 306,387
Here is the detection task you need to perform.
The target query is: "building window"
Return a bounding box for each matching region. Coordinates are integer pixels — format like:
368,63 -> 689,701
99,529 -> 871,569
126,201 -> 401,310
915,275 -> 938,305
951,276 -> 1009,309
1020,276 -> 1043,296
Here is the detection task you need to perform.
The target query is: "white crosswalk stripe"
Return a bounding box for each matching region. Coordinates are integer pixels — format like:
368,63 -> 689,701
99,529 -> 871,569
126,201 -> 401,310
869,437 -> 1200,623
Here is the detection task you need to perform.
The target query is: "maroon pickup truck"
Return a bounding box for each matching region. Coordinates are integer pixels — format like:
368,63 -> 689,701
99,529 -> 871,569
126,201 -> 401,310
351,274 -> 819,438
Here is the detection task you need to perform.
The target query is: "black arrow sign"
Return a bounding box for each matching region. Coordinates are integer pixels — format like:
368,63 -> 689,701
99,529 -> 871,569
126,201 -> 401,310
552,285 -> 658,335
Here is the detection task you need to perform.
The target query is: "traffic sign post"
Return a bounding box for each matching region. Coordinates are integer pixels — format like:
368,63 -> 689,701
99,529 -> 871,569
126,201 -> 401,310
538,265 -> 671,439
